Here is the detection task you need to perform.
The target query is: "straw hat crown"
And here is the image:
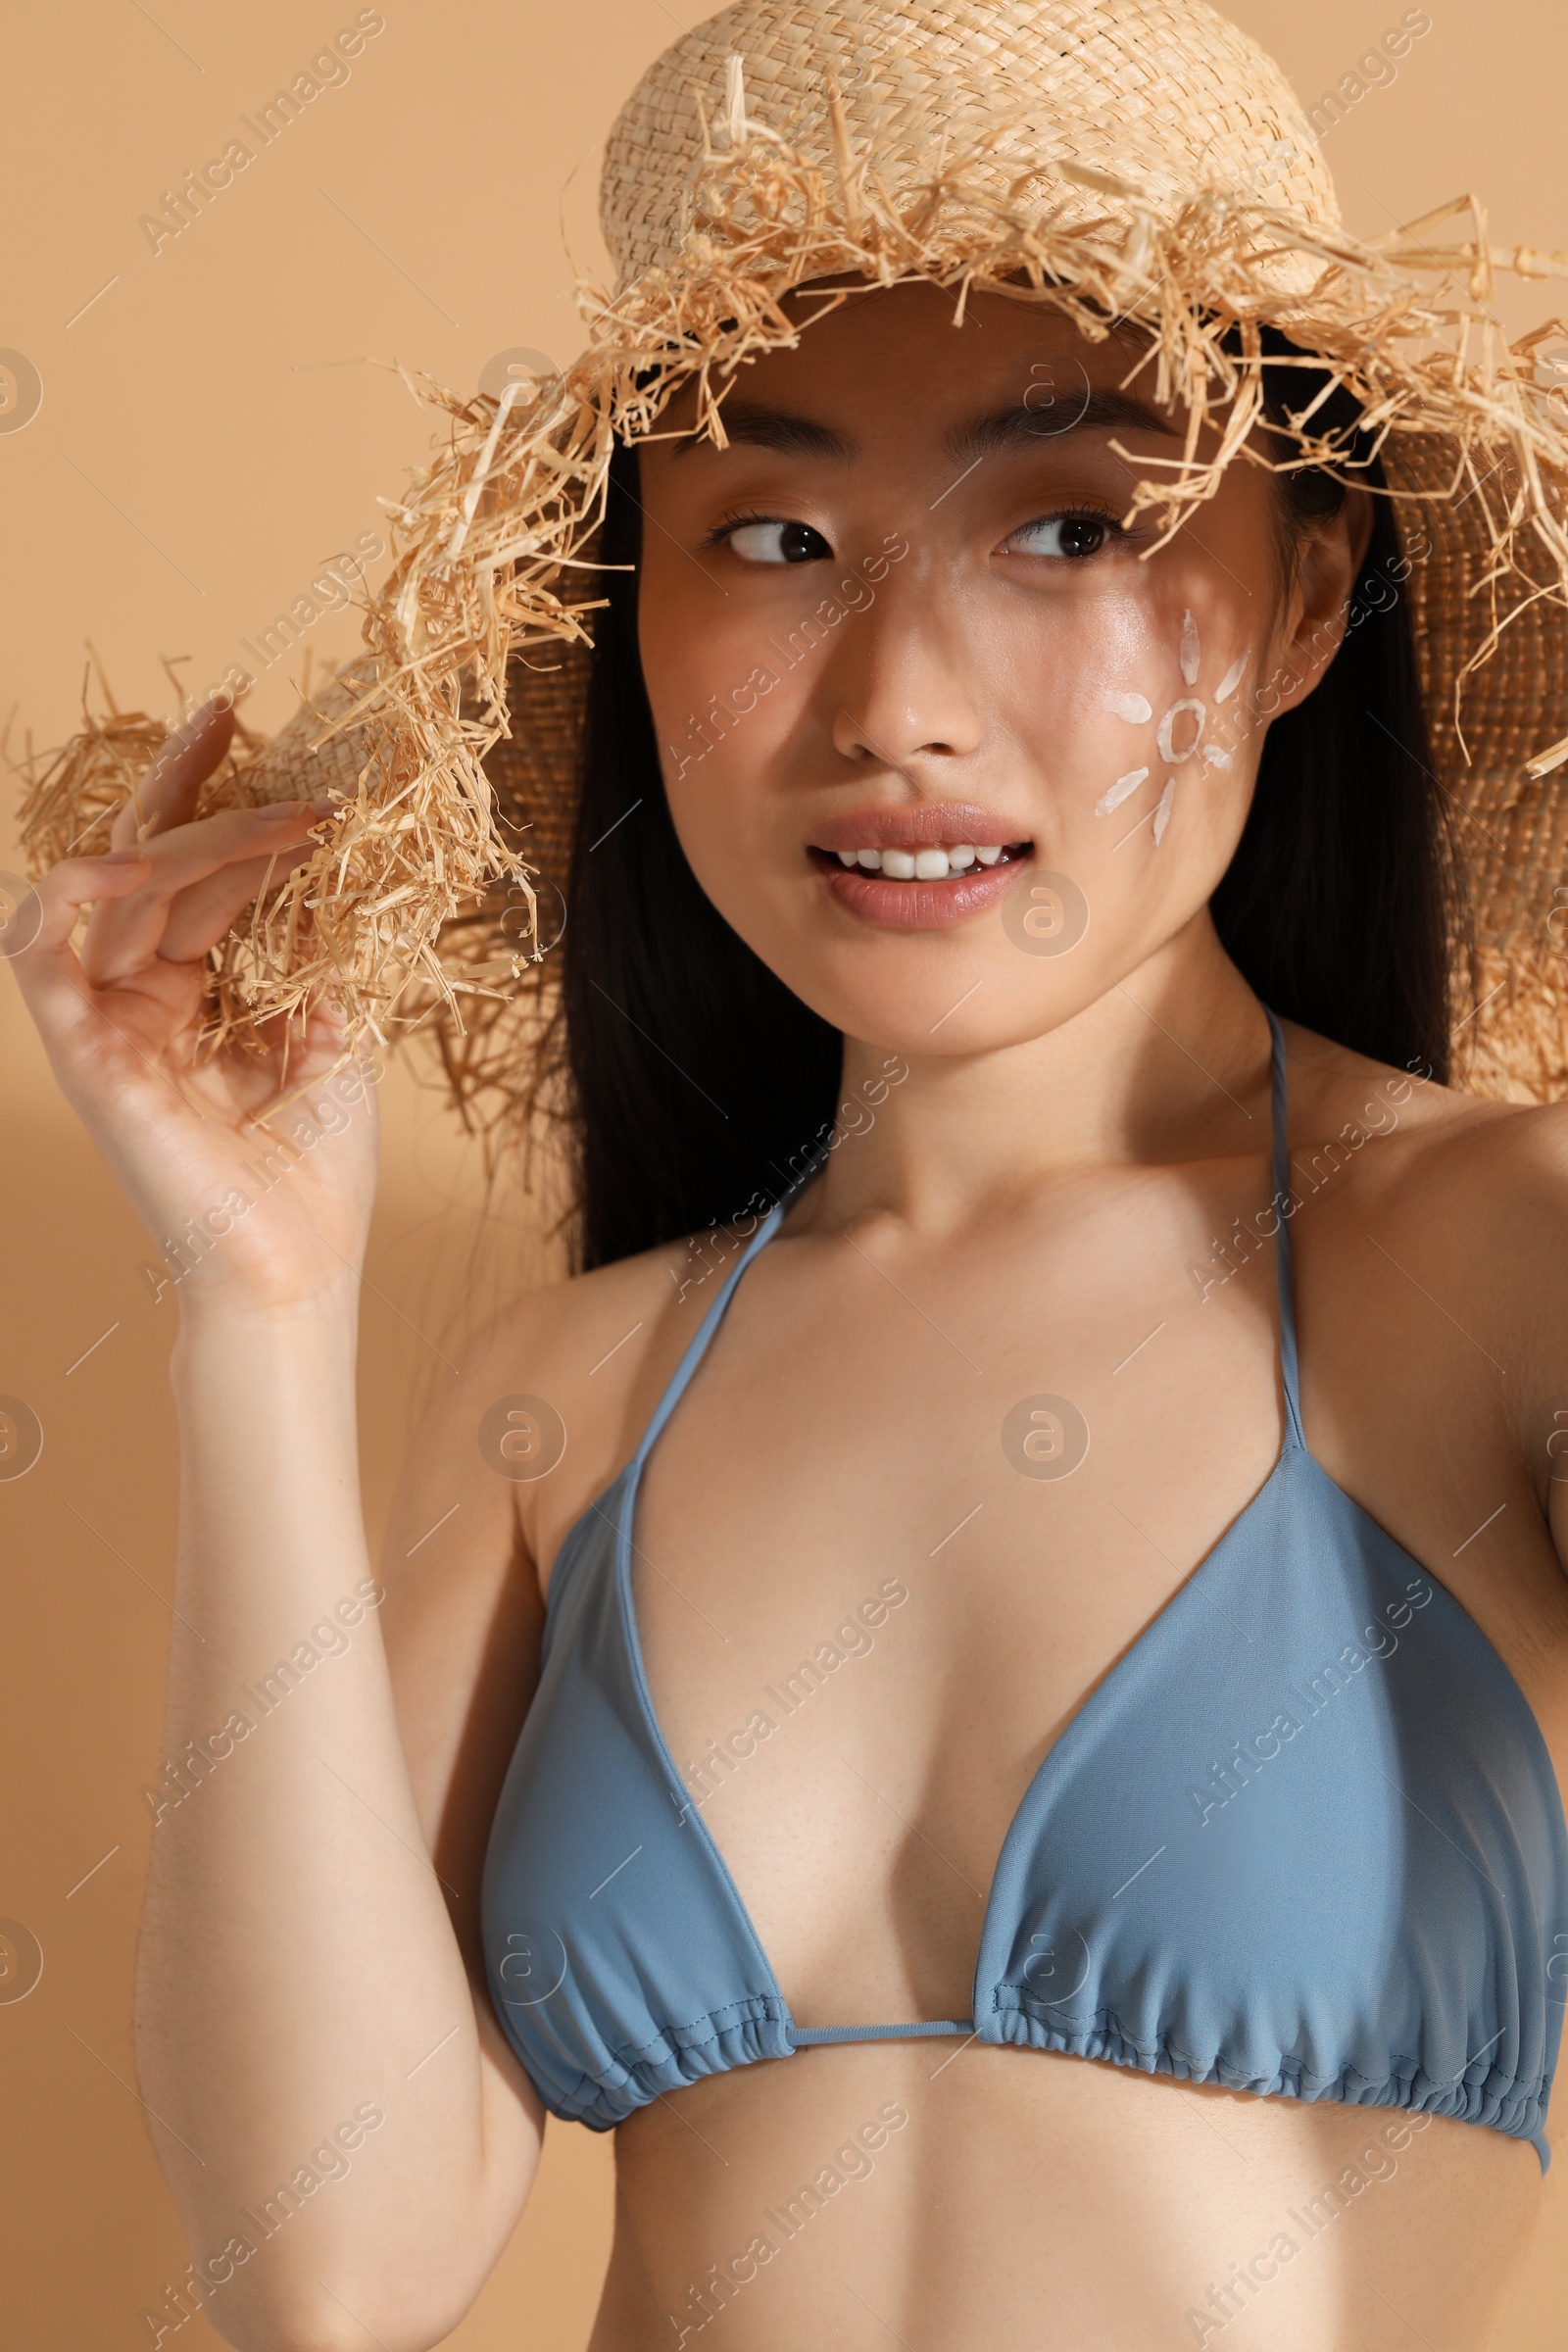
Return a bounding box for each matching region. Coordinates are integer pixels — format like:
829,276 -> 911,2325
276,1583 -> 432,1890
602,0 -> 1342,286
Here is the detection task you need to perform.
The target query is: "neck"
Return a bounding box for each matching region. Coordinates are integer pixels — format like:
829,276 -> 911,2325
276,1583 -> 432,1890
810,912 -> 1273,1238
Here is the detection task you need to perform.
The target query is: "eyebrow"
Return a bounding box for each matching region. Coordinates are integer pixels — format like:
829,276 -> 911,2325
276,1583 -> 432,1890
669,388 -> 1182,463
948,389 -> 1183,462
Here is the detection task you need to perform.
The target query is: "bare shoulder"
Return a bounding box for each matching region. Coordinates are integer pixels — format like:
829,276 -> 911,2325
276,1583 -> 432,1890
424,1217 -> 752,1597
1280,1014 -> 1568,1195
1279,1014 -> 1568,1404
381,1209 -> 741,1664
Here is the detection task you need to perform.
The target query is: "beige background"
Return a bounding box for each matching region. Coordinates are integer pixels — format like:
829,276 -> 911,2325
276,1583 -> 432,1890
3,0 -> 1568,2341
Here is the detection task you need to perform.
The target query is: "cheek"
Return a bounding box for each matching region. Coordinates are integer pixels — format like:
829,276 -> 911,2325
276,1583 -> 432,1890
1018,590 -> 1258,857
641,577 -> 834,872
655,663 -> 800,861
640,582 -> 793,785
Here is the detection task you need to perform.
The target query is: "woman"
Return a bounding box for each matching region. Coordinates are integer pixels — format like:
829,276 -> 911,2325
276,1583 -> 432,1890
14,2 -> 1568,2346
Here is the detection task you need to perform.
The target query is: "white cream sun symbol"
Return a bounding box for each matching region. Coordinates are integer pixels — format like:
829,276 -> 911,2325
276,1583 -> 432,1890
1094,613 -> 1250,847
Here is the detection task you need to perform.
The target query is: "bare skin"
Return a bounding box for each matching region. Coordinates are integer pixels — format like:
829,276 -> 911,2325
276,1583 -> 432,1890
13,280 -> 1568,2351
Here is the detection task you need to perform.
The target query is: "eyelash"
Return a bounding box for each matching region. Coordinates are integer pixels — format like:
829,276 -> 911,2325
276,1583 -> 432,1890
702,503 -> 1129,558
701,507 -> 796,551
1005,503 -> 1127,554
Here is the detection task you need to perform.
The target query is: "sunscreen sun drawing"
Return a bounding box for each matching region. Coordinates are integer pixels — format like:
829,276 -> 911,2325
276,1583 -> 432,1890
1095,614 -> 1250,847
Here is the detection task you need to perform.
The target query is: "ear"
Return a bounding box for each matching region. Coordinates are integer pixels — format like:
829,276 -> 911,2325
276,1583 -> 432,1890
1267,487 -> 1376,719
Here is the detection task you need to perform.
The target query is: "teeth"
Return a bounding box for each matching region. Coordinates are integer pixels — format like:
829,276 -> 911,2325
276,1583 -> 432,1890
830,843 -> 1013,878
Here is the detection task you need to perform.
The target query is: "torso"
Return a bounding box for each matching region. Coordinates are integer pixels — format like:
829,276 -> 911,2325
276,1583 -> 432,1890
456,1017 -> 1568,2349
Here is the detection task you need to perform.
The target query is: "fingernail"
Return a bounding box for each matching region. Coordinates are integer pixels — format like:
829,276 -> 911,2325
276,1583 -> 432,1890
101,847 -> 149,864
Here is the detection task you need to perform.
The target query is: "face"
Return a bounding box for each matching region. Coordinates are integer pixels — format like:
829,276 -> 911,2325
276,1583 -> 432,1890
635,281 -> 1367,1056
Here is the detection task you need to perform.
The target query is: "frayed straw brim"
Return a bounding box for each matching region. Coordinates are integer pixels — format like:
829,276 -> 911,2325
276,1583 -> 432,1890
20,0 -> 1568,1123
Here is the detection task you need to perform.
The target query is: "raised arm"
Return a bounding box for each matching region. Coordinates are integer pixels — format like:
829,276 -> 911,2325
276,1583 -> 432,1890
8,703 -> 544,2352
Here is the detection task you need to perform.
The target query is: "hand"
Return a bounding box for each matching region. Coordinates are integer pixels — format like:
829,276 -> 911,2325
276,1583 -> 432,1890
6,699 -> 381,1316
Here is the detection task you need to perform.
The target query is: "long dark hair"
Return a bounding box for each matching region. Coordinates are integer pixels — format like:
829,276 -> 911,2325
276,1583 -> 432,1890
561,349 -> 1465,1271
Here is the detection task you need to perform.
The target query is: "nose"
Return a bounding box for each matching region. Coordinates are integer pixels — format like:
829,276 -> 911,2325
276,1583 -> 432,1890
826,565 -> 985,772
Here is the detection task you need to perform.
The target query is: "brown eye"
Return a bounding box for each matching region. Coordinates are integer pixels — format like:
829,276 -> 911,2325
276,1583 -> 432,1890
728,520 -> 832,564
1006,514 -> 1111,560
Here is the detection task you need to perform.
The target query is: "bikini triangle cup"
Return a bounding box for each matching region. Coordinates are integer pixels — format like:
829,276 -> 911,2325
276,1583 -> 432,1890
480,1005 -> 1568,2165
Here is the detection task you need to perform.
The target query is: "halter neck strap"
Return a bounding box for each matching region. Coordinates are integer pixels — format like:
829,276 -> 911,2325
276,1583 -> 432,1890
632,1171 -> 811,1471
1263,1004 -> 1305,1450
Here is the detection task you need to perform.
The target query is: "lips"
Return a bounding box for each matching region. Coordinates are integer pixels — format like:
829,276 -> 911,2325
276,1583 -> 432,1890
801,805 -> 1036,930
807,803 -> 1032,855
807,842 -> 1032,929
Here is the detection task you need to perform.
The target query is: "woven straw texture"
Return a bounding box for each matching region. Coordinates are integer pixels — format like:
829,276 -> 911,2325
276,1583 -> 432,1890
602,0 -> 1340,286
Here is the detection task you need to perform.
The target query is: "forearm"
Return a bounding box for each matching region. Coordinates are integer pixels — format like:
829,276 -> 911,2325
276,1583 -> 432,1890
135,1297 -> 527,2352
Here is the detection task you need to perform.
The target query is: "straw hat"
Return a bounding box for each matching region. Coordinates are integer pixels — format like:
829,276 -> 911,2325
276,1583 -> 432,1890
24,0 -> 1568,1116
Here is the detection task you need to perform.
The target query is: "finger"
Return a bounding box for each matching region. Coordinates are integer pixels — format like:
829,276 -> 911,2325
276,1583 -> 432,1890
81,801 -> 334,986
158,835 -> 327,964
3,849 -> 154,1034
109,698 -> 238,851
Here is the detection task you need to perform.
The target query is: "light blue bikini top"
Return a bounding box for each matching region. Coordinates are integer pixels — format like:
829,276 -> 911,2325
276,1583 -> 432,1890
481,1008 -> 1568,2166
